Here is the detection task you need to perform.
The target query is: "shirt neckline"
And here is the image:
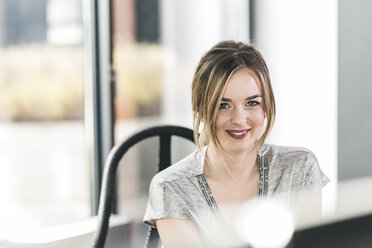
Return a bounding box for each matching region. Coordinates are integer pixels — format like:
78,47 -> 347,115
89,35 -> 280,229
196,152 -> 269,218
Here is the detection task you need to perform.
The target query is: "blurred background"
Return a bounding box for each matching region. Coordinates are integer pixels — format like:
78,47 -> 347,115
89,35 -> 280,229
0,0 -> 371,247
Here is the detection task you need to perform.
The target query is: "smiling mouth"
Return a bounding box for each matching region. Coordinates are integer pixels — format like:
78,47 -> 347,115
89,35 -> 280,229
226,129 -> 251,139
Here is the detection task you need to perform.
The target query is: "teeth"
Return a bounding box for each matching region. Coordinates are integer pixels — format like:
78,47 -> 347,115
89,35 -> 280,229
230,130 -> 246,135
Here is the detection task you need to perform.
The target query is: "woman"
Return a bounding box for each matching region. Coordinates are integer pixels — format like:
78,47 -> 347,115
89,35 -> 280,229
144,40 -> 329,247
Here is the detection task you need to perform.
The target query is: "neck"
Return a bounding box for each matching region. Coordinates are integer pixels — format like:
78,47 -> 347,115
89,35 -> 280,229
205,144 -> 258,180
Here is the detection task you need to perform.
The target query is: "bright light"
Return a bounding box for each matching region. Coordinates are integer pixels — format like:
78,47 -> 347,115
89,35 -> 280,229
234,199 -> 294,248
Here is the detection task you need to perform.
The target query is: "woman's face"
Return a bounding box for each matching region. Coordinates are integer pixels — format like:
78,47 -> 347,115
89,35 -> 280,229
215,68 -> 265,154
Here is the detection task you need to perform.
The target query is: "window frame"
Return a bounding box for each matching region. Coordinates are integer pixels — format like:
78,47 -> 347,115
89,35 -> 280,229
83,0 -> 115,215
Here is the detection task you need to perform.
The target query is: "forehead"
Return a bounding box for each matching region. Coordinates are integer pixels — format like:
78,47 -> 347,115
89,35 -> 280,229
222,68 -> 262,98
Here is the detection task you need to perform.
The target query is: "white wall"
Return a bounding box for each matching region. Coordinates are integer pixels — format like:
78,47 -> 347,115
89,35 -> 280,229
254,0 -> 338,214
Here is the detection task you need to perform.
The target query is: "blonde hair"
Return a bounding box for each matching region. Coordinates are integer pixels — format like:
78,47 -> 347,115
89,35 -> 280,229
191,41 -> 276,170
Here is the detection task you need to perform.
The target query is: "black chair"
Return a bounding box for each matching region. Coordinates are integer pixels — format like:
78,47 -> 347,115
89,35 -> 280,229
92,125 -> 195,248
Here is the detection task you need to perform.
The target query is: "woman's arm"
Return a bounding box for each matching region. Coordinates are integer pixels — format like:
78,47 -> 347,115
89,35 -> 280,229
156,219 -> 204,248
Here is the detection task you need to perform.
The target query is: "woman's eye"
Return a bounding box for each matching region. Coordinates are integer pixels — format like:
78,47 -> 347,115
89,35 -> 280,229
246,101 -> 260,107
219,103 -> 229,110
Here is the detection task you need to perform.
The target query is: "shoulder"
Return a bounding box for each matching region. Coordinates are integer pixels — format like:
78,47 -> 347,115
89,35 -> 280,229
260,143 -> 317,166
260,144 -> 319,178
261,144 -> 329,194
144,149 -> 204,227
150,147 -> 206,188
262,144 -> 330,193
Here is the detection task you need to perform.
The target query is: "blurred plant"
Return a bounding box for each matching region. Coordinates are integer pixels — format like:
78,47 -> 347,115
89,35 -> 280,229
114,43 -> 163,119
0,43 -> 163,121
0,44 -> 84,121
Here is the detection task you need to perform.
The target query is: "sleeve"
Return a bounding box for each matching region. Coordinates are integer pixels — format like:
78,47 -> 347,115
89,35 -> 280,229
143,175 -> 190,228
303,151 -> 330,192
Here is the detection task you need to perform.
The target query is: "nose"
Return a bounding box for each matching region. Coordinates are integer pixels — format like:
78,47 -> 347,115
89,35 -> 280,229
230,106 -> 247,125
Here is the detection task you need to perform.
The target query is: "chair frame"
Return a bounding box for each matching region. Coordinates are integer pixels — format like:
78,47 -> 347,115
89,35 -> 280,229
92,125 -> 195,248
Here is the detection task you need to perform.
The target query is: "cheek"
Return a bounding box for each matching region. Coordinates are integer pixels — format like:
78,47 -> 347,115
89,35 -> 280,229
215,113 -> 227,131
252,109 -> 265,127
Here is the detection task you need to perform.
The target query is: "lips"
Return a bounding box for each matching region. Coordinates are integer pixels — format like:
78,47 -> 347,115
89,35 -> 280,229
226,129 -> 251,139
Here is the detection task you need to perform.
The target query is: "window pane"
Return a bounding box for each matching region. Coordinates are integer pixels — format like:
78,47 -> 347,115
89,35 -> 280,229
0,0 -> 89,239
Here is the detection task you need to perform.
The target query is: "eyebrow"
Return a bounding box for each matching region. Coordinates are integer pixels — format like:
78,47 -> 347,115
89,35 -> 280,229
221,94 -> 262,102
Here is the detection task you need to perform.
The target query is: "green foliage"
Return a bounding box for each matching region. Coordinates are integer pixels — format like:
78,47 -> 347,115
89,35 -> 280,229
0,45 -> 84,121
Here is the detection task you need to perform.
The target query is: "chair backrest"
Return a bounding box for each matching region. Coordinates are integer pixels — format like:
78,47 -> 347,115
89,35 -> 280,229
92,125 -> 195,248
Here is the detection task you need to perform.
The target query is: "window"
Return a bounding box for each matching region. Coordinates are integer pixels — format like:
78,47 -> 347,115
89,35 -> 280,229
0,0 -> 89,239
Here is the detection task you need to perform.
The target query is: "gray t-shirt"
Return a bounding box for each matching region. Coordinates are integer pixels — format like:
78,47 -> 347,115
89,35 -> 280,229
143,144 -> 329,245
